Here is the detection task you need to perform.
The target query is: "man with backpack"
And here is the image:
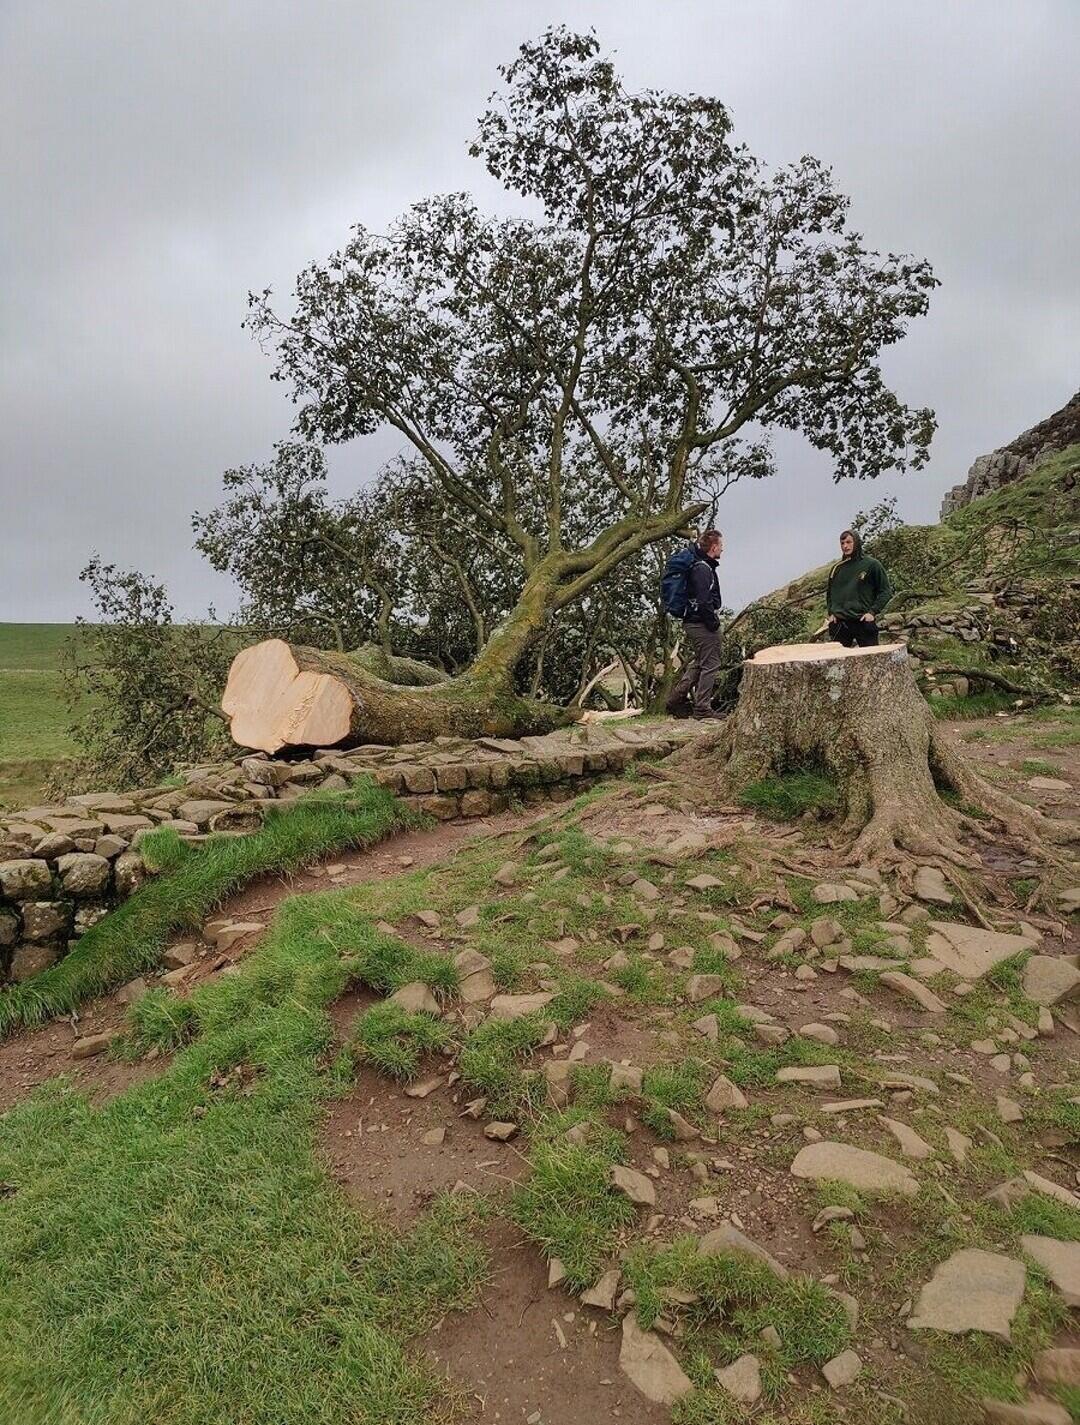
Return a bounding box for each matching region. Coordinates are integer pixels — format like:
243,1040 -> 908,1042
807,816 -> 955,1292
662,529 -> 725,719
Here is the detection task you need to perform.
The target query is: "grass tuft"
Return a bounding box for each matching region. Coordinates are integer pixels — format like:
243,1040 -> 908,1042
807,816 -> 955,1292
738,770 -> 839,821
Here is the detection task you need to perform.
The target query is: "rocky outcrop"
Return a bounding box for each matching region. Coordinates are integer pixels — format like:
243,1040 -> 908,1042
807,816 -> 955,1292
940,390 -> 1080,517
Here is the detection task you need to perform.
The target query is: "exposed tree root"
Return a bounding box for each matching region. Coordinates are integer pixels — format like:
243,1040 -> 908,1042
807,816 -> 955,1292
670,642 -> 1077,896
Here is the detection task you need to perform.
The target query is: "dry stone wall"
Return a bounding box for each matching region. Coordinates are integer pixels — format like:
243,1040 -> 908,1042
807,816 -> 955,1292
0,718 -> 699,987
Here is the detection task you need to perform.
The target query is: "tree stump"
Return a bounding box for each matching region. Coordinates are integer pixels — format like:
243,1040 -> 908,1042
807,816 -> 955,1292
221,639 -> 570,754
681,640 -> 1069,866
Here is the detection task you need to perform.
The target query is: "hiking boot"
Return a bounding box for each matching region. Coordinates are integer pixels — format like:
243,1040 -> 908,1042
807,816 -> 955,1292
665,691 -> 690,715
691,708 -> 725,721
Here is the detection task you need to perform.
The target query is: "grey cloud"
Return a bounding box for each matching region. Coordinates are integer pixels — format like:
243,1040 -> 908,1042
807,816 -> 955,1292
1,0 -> 1077,620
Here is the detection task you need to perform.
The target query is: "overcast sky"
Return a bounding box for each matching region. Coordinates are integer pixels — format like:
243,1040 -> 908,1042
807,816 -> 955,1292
1,0 -> 1077,623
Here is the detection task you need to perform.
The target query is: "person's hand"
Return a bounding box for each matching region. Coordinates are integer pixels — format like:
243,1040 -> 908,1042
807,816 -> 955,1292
861,612 -> 876,623
827,614 -> 837,625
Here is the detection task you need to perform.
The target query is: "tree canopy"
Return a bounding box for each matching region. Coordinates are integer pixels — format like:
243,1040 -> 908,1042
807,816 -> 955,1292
244,26 -> 936,686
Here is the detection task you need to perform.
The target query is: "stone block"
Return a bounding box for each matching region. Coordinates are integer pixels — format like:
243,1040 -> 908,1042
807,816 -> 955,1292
21,901 -> 73,942
416,794 -> 459,821
114,851 -> 148,898
0,858 -> 53,900
434,763 -> 469,792
56,852 -> 112,898
10,944 -> 59,981
400,765 -> 436,795
459,790 -> 493,818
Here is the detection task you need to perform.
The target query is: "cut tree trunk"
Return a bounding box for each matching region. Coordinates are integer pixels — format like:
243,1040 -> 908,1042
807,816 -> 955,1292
221,639 -> 572,754
677,640 -> 1072,867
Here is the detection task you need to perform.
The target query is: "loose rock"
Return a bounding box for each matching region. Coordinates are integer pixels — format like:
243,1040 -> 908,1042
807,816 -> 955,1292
790,1141 -> 919,1196
907,1248 -> 1025,1340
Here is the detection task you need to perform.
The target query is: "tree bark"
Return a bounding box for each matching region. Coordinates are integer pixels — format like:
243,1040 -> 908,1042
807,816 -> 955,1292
677,640 -> 1072,866
348,642 -> 450,687
221,639 -> 572,754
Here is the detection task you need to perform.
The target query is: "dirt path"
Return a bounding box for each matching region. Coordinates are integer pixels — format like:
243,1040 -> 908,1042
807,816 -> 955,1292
0,810 -> 534,1117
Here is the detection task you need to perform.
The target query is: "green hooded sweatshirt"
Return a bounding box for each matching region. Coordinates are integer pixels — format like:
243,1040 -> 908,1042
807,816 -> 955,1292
826,534 -> 892,619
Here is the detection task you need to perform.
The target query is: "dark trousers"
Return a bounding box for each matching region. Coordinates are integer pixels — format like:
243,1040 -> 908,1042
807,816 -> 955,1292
672,621 -> 722,714
831,616 -> 880,648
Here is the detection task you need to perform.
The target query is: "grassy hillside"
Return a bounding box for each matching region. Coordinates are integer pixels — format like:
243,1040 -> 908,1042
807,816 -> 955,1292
0,624 -> 87,809
755,444 -> 1080,700
764,445 -> 1080,615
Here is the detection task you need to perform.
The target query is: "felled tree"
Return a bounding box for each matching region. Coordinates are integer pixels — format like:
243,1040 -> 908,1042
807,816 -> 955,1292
226,26 -> 936,751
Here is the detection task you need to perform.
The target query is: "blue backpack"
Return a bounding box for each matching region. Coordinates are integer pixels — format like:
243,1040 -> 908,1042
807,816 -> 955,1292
660,544 -> 699,618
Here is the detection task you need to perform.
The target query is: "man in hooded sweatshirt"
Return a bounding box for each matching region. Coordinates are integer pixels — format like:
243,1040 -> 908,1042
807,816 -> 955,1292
826,529 -> 893,647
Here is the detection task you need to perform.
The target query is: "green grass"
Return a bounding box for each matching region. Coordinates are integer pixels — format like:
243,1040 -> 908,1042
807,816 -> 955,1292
352,1001 -> 452,1080
738,770 -> 839,821
510,1138 -> 635,1289
0,623 -> 89,807
929,690 -> 1016,720
0,868 -> 488,1424
0,781 -> 414,1037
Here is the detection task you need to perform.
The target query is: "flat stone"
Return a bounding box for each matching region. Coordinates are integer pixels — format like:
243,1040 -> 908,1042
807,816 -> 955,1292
914,865 -> 953,905
790,1141 -> 919,1196
981,1399 -> 1070,1425
71,1031 -> 115,1060
492,860 -> 518,887
880,971 -> 947,1014
1022,955 -> 1080,1007
821,1098 -> 884,1114
810,916 -> 845,948
664,1108 -> 699,1140
924,920 -> 1038,980
944,1126 -> 972,1165
609,1063 -> 644,1094
799,1022 -> 839,1046
776,1065 -> 842,1090
1028,776 -> 1071,792
404,1075 -> 443,1099
1022,1236 -> 1080,1306
213,921 -> 263,954
812,883 -> 859,904
813,1206 -> 855,1231
691,1013 -> 718,1041
581,1268 -> 621,1312
454,904 -> 481,929
879,1117 -> 934,1160
822,1350 -> 862,1388
997,1096 -> 1024,1124
619,1315 -> 693,1406
483,1121 -> 518,1142
1034,1348 -> 1080,1388
631,879 -> 660,901
705,1073 -> 748,1112
907,1248 -> 1025,1340
162,942 -> 197,970
685,874 -> 723,891
1022,1170 -> 1080,1211
686,974 -> 727,1003
610,1165 -> 656,1207
389,982 -> 441,1016
117,977 -> 149,1005
714,1353 -> 762,1404
699,1223 -> 789,1279
488,992 -> 554,1021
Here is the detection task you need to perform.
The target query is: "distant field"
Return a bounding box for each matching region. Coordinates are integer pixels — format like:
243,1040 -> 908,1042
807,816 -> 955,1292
0,624 -> 87,808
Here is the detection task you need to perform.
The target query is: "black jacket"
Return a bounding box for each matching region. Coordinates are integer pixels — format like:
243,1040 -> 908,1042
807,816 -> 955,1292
685,554 -> 722,631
